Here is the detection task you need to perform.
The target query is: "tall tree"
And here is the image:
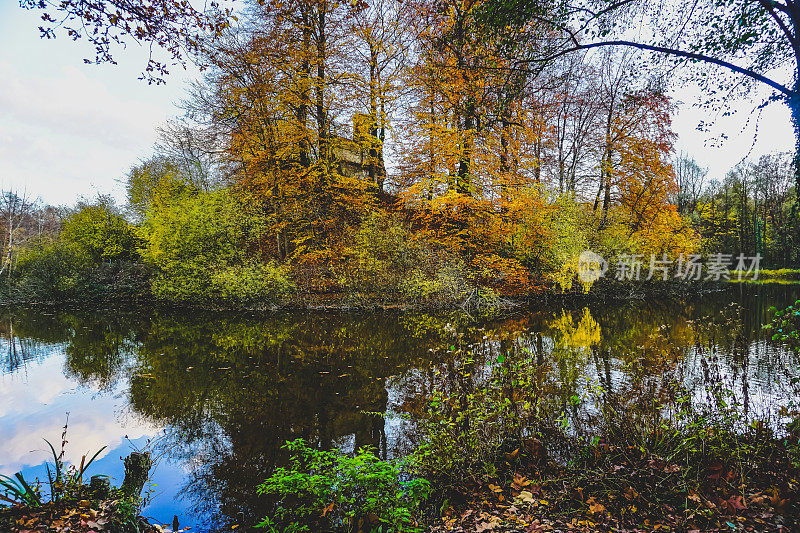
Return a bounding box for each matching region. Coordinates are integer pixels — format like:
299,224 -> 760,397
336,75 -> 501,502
674,153 -> 708,215
0,192 -> 36,276
346,0 -> 414,189
482,0 -> 800,212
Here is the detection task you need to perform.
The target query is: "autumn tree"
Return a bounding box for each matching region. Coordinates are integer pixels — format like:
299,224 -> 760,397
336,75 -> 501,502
178,0 -> 380,283
479,0 -> 800,219
401,0 -> 561,200
345,0 -> 415,189
541,53 -> 601,195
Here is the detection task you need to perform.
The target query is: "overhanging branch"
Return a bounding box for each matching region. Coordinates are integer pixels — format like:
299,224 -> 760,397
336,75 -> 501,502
516,40 -> 794,98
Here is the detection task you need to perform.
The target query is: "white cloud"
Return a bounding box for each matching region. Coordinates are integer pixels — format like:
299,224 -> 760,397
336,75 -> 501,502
671,81 -> 795,180
0,56 -> 171,203
0,4 -> 195,205
0,355 -> 160,474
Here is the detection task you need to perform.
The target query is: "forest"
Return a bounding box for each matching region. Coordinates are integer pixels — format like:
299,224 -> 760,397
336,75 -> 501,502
5,0 -> 798,307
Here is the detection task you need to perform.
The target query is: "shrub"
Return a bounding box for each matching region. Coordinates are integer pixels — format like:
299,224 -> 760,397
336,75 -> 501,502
212,262 -> 294,304
140,187 -> 288,304
61,198 -> 138,263
149,263 -> 210,302
342,212 -> 473,306
410,346 -> 554,495
342,212 -> 418,293
258,439 -> 430,533
401,258 -> 470,307
83,260 -> 152,300
764,300 -> 800,349
150,262 -> 293,305
12,238 -> 93,299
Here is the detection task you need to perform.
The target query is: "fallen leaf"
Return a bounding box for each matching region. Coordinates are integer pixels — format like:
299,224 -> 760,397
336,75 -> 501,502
476,517 -> 500,532
517,490 -> 535,504
586,496 -> 606,515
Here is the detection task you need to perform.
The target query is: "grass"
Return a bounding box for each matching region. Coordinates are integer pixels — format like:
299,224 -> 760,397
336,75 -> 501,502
730,268 -> 800,281
0,473 -> 41,508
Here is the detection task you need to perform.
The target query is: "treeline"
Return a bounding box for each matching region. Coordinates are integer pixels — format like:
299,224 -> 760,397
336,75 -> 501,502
675,152 -> 800,266
0,194 -> 148,303
13,0 -> 797,306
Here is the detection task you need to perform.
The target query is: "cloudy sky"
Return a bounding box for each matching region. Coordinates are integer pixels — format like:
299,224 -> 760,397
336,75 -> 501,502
0,3 -> 195,206
0,3 -> 795,206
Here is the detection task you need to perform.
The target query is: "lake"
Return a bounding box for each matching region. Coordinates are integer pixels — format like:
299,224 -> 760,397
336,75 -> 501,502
2,283 -> 799,531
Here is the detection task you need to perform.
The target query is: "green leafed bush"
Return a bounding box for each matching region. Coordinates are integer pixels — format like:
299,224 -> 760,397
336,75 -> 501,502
140,187 -> 291,304
61,198 -> 138,263
12,238 -> 93,299
342,212 -> 419,293
257,439 -> 430,533
212,262 -> 294,304
764,299 -> 800,349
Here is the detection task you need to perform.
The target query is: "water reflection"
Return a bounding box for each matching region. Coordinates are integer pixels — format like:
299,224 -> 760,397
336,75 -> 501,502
1,283 -> 800,531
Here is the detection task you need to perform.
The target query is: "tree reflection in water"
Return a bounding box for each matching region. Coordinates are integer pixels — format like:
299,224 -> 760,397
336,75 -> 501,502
0,283 -> 799,531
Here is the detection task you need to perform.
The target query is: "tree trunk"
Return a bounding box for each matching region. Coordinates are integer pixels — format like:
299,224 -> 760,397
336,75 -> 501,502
458,99 -> 474,195
500,118 -> 510,203
789,93 -> 800,246
298,9 -> 311,168
428,97 -> 435,201
315,7 -> 327,159
377,78 -> 387,190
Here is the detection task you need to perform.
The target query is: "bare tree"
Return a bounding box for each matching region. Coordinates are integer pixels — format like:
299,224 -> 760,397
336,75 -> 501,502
346,0 -> 415,189
0,191 -> 37,276
674,153 -> 708,214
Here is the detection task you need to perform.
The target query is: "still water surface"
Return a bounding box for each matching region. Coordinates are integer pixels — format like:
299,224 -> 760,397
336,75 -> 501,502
1,284 -> 799,531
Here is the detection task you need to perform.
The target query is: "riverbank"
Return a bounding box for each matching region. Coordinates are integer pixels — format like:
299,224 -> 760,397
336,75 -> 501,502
0,500 -> 164,533
255,413 -> 800,532
0,277 -> 725,313
428,440 -> 799,532
5,431 -> 797,533
731,268 -> 800,281
0,449 -> 162,533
